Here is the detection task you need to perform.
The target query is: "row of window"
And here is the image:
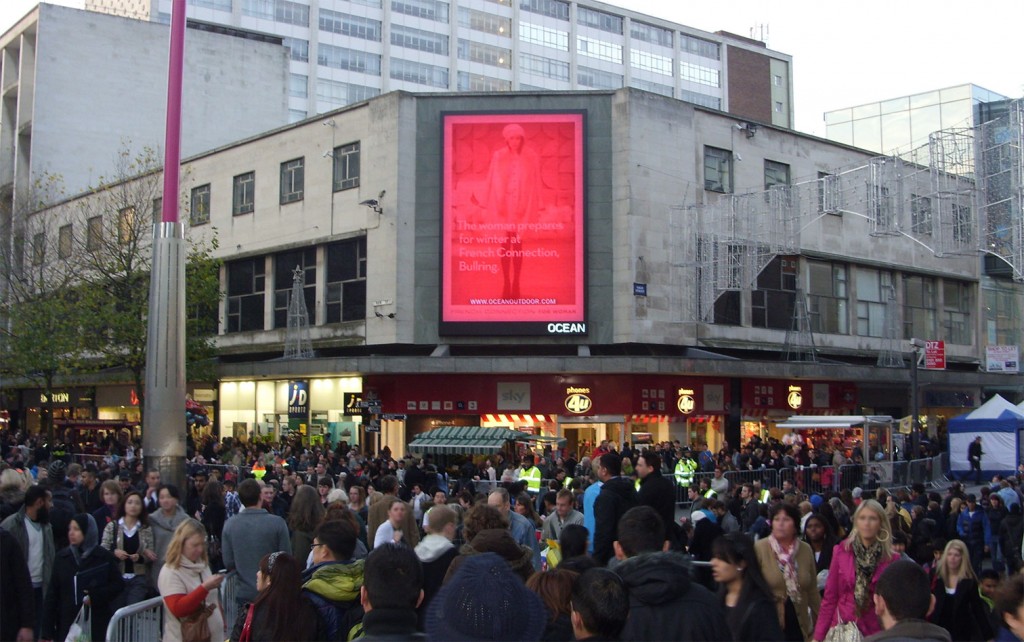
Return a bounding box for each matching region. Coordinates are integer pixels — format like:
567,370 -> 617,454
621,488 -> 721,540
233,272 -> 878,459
226,237 -> 367,332
187,143 -> 360,226
713,257 -> 975,345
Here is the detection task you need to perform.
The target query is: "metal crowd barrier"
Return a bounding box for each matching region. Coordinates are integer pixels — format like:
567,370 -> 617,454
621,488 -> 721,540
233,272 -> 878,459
106,596 -> 163,642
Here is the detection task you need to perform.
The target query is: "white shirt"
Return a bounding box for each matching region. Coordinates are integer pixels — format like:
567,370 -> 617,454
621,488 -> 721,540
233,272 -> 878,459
374,521 -> 398,549
25,517 -> 44,585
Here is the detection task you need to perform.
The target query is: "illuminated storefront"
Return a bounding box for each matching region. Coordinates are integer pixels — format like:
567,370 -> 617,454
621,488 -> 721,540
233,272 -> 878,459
741,379 -> 858,444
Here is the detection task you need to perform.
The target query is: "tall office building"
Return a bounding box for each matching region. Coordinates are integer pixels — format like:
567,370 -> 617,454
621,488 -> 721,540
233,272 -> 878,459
85,0 -> 794,128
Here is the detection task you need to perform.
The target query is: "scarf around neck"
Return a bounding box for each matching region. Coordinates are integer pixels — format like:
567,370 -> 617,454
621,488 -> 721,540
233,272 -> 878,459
852,537 -> 883,613
768,535 -> 801,604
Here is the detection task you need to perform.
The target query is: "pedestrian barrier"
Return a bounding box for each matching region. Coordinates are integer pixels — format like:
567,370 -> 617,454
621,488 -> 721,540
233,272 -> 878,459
724,468 -> 780,491
106,596 -> 163,642
221,570 -> 241,631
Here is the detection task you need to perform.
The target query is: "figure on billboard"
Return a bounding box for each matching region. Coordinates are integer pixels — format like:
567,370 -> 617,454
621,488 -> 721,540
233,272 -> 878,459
470,123 -> 542,299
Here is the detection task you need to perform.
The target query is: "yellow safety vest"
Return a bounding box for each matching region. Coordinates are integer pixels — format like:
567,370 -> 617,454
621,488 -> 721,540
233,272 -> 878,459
674,459 -> 696,487
562,476 -> 574,489
703,488 -> 717,499
522,466 -> 542,493
759,489 -> 771,503
635,478 -> 641,491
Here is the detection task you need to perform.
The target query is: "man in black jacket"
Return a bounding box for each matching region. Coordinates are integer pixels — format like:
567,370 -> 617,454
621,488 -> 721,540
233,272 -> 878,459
635,451 -> 676,545
612,506 -> 729,641
592,453 -> 637,566
738,483 -> 761,533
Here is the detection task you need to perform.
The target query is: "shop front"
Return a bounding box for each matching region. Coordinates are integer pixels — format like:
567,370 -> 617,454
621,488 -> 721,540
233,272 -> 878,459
741,379 -> 858,445
218,376 -> 363,446
19,387 -> 96,435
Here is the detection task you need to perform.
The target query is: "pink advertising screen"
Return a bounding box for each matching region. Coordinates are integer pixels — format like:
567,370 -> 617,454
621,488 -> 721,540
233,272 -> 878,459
440,112 -> 586,336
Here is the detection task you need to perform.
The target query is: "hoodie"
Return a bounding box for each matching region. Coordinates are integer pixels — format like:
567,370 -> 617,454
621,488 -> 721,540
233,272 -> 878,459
415,533 -> 455,563
615,551 -> 729,642
302,559 -> 365,640
592,476 -> 638,565
443,528 -> 534,583
415,534 -> 458,629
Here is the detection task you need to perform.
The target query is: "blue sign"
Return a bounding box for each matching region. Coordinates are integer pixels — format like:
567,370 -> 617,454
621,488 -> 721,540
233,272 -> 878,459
633,282 -> 647,297
288,381 -> 309,420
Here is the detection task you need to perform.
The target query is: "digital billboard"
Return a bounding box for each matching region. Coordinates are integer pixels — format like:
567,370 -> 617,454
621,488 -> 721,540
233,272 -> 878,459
440,112 -> 586,335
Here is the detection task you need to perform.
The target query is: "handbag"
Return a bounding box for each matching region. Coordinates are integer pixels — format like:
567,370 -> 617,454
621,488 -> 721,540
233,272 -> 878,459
180,602 -> 216,642
823,612 -> 862,642
64,604 -> 91,642
238,604 -> 256,642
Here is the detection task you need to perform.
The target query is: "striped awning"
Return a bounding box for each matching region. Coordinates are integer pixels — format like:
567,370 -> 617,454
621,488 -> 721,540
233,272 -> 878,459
407,426 -> 530,455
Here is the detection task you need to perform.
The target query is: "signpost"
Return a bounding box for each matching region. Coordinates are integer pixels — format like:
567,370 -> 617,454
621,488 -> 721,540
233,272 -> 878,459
924,341 -> 945,370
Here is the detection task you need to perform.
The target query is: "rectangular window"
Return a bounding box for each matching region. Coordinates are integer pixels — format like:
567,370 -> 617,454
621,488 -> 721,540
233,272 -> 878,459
31,232 -> 45,266
629,77 -> 673,98
457,39 -> 511,67
519,52 -> 569,81
117,206 -> 136,244
318,44 -> 382,75
275,0 -> 308,25
282,37 -> 308,62
390,58 -> 449,88
519,0 -> 568,20
392,25 -> 449,55
856,268 -> 893,337
456,72 -> 512,92
189,0 -> 232,10
273,247 -> 316,329
576,65 -> 621,89
315,79 -> 380,106
903,275 -> 936,339
332,142 -> 360,191
519,22 -> 569,50
87,215 -> 103,252
773,74 -> 783,86
457,7 -> 511,36
774,101 -> 784,113
630,21 -> 672,47
576,6 -> 622,34
241,0 -> 273,19
226,257 -> 265,333
752,256 -> 797,330
680,61 -> 719,87
289,73 -> 307,98
325,237 -> 367,323
942,280 -> 972,345
680,89 -> 721,110
280,158 -> 304,204
576,36 -> 622,63
233,172 -> 255,215
680,34 -> 719,60
152,197 -> 162,224
703,146 -> 732,193
289,109 -> 307,123
391,0 -> 449,22
319,9 -> 381,40
764,159 -> 790,190
911,194 -> 933,235
58,224 -> 73,259
807,260 -> 848,334
629,49 -> 672,76
190,184 -> 211,226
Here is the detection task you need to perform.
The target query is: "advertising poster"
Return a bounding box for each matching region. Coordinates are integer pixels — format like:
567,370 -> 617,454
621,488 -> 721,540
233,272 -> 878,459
440,112 -> 586,335
985,345 -> 1020,373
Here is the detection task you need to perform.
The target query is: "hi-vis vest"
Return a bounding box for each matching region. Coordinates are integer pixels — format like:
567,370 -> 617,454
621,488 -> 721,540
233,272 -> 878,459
522,466 -> 542,493
634,478 -> 641,491
703,488 -> 717,499
562,476 -> 574,489
759,488 -> 771,503
674,459 -> 697,487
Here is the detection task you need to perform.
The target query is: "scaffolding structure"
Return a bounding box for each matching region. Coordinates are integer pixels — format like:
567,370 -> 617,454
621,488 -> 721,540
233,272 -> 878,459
283,265 -> 314,359
876,285 -> 904,368
783,290 -> 817,362
977,99 -> 1024,280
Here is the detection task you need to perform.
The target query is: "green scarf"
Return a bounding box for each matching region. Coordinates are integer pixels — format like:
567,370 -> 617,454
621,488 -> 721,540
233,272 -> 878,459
851,537 -> 882,613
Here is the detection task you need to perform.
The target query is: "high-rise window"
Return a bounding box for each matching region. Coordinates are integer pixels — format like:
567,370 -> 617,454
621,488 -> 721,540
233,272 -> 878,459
680,34 -> 719,60
680,90 -> 720,110
457,7 -> 511,36
630,21 -> 672,47
577,66 -> 621,89
943,280 -> 972,344
457,73 -> 512,92
903,275 -> 936,339
519,22 -> 569,50
233,172 -> 255,215
630,49 -> 672,76
318,44 -> 382,75
392,0 -> 449,22
520,52 -> 569,81
333,143 -> 360,192
680,61 -> 719,87
856,268 -> 892,337
703,146 -> 732,193
316,80 -> 379,107
280,158 -> 304,204
274,248 -> 316,329
319,10 -> 381,40
458,40 -> 511,67
519,0 -> 568,20
576,36 -> 621,64
276,0 -> 308,25
807,260 -> 848,334
629,78 -> 673,98
289,73 -> 307,98
226,257 -> 265,333
576,6 -> 622,34
325,237 -> 367,323
392,25 -> 449,54
190,184 -> 211,226
390,59 -> 449,88
282,37 -> 308,62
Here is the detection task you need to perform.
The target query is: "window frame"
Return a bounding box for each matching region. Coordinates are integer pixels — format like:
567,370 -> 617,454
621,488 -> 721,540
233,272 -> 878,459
190,184 -> 211,226
280,158 -> 305,204
233,171 -> 256,216
703,146 -> 732,193
58,224 -> 73,259
332,143 -> 361,192
86,215 -> 103,252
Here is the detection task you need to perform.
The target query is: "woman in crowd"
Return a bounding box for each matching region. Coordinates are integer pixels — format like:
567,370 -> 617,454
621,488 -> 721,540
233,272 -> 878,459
526,568 -> 577,641
317,477 -> 333,508
288,484 -> 324,563
444,504 -> 534,583
712,532 -> 784,642
92,479 -> 123,527
945,497 -> 963,541
929,539 -> 993,641
348,484 -> 369,523
802,513 -> 836,575
42,514 -> 124,642
150,484 -> 189,586
373,497 -> 409,548
814,499 -> 899,641
230,551 -> 323,642
102,490 -> 156,607
158,519 -> 225,642
515,492 -> 543,530
198,479 -> 227,572
756,502 -> 821,641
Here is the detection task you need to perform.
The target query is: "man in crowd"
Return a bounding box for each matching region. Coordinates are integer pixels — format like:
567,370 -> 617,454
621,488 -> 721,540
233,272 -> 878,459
581,458 -> 603,554
367,475 -> 419,548
358,543 -> 425,641
613,506 -> 729,641
738,483 -> 761,533
541,489 -> 584,543
185,468 -> 208,517
710,467 -> 730,497
636,450 -> 675,539
415,505 -> 458,623
78,464 -> 103,513
674,448 -> 697,497
222,478 -> 291,606
865,560 -> 950,642
1,485 -> 54,640
592,452 -> 638,566
488,487 -> 540,569
141,469 -> 162,514
570,568 -> 630,642
302,519 -> 365,641
956,493 -> 991,573
967,436 -> 983,484
39,460 -> 79,549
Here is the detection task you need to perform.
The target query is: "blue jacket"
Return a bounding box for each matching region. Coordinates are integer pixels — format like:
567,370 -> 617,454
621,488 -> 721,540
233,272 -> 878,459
301,559 -> 364,641
957,508 -> 991,545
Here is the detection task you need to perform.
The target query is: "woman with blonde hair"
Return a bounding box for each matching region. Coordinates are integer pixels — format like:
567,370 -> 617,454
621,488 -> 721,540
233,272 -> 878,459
813,499 -> 900,641
157,518 -> 225,642
929,539 -> 993,641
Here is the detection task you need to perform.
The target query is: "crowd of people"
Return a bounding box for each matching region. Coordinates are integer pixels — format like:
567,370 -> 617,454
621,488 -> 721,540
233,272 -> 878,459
1,428 -> 1023,642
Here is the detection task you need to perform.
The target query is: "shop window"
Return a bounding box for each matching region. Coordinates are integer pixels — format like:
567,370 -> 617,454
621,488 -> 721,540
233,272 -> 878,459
807,260 -> 847,335
226,257 -> 266,333
274,247 -> 317,329
325,237 -> 367,323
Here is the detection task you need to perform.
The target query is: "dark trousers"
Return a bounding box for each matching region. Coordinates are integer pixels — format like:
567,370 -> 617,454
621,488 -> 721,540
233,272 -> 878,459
33,585 -> 44,640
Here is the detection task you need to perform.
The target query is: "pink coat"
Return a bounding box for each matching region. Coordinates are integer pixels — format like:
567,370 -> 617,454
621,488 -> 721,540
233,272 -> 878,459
813,542 -> 899,641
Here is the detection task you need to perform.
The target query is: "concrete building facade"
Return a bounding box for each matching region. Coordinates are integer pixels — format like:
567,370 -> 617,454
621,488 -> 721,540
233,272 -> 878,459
11,88 -> 1020,456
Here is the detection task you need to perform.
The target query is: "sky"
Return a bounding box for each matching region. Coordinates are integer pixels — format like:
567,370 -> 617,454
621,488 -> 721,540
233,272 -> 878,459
2,0 -> 1022,137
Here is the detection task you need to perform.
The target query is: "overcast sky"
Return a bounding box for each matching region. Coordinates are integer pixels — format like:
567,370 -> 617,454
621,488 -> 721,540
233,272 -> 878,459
2,0 -> 1021,137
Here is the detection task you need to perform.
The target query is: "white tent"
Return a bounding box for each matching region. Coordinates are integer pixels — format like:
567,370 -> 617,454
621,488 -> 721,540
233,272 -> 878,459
947,395 -> 1024,476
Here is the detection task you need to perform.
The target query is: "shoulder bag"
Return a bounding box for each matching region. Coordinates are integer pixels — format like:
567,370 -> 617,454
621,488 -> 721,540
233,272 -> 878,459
823,612 -> 862,642
180,602 -> 216,642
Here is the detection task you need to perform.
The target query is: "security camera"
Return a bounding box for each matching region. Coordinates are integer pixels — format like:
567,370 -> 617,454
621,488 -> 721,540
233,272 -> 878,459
909,338 -> 926,349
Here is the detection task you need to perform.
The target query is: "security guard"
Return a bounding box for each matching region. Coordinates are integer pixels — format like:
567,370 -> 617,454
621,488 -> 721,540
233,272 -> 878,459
753,481 -> 772,503
674,449 -> 697,490
520,454 -> 542,495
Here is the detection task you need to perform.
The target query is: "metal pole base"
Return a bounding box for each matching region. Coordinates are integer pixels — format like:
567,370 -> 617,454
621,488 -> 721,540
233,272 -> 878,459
144,454 -> 187,496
